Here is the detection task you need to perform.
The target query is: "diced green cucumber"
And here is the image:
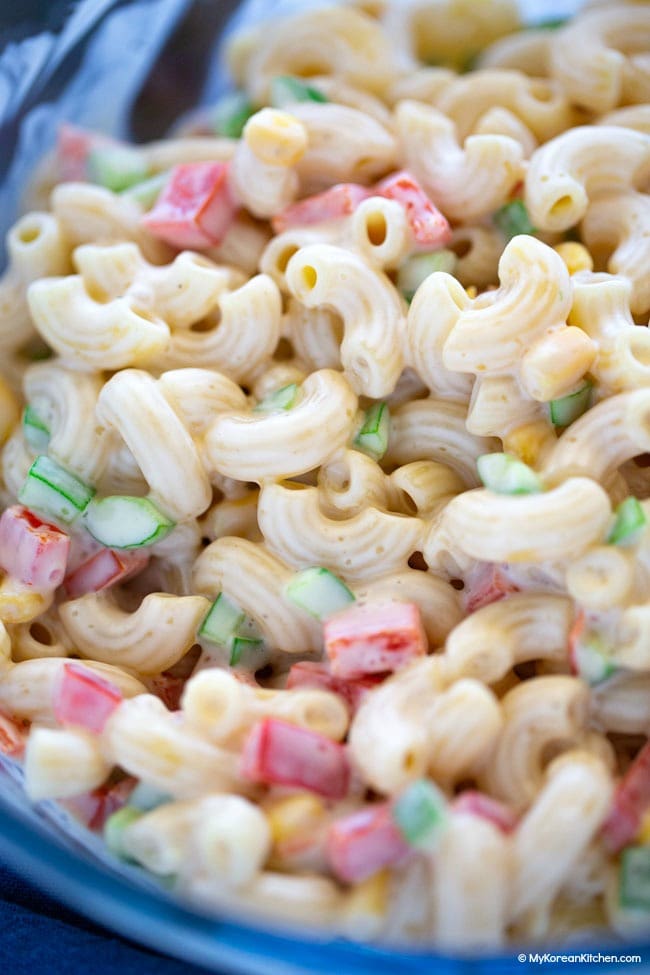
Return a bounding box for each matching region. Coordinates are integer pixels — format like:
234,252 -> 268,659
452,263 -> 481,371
19,455 -> 95,524
253,383 -> 299,414
270,76 -> 328,108
397,249 -> 457,303
104,806 -> 143,861
392,779 -> 447,847
120,171 -> 169,209
573,640 -> 616,686
353,401 -> 390,462
128,781 -> 171,812
619,846 -> 650,913
493,199 -> 536,240
533,16 -> 569,30
477,453 -> 543,495
199,592 -> 246,646
213,91 -> 256,138
87,145 -> 149,193
549,382 -> 591,427
84,495 -> 174,548
285,566 -> 355,620
608,497 -> 647,546
22,405 -> 50,452
230,634 -> 264,666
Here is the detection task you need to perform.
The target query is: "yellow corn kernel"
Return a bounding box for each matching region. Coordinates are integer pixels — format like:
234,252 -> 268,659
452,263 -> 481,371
554,242 -> 594,276
637,809 -> 650,845
0,377 -> 19,447
520,326 -> 596,401
266,793 -> 325,846
0,577 -> 53,625
243,108 -> 308,167
465,285 -> 478,299
503,419 -> 556,468
342,869 -> 390,939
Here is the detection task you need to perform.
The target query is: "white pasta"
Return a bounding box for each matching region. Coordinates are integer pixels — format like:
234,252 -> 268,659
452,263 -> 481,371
0,0 -> 647,951
395,100 -> 525,223
286,244 -> 405,397
525,126 -> 650,232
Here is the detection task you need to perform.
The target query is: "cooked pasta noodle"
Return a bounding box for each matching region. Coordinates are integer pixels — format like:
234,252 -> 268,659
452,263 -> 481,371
0,0 -> 647,951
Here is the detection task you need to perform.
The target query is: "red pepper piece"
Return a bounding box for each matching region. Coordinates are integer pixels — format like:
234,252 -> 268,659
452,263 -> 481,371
54,663 -> 123,734
240,717 -> 350,800
142,161 -> 238,249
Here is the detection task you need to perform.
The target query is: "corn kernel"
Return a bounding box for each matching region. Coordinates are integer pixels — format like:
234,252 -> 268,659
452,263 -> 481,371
342,869 -> 390,939
503,420 -> 555,468
0,576 -> 53,624
266,793 -> 325,845
554,242 -> 594,276
637,809 -> 650,845
465,285 -> 478,299
244,108 -> 308,166
520,326 -> 595,401
0,377 -> 19,447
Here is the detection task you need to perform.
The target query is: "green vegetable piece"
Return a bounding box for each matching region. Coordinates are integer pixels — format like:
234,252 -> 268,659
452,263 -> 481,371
230,634 -> 264,666
87,145 -> 149,193
19,455 -> 95,524
608,497 -> 647,546
397,249 -> 458,303
549,382 -> 592,427
285,567 -> 355,620
128,782 -> 172,812
619,846 -> 650,913
253,383 -> 299,414
121,171 -> 169,209
392,779 -> 447,847
477,453 -> 543,495
213,91 -> 256,138
573,640 -> 616,687
104,806 -> 143,861
84,495 -> 174,548
494,199 -> 536,240
22,405 -> 50,452
270,76 -> 328,108
353,401 -> 390,462
533,16 -> 569,30
199,592 -> 246,646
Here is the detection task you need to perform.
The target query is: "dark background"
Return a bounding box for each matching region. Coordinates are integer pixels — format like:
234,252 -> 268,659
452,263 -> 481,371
0,0 -> 72,43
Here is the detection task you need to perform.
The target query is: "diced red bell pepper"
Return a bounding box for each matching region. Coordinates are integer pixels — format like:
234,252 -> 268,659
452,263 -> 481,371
63,547 -> 148,599
271,183 -> 373,233
62,776 -> 136,830
286,661 -> 382,712
464,564 -> 520,614
54,663 -> 123,734
324,601 -> 427,680
240,717 -> 350,800
0,711 -> 27,758
57,124 -> 112,182
452,790 -> 519,834
141,161 -> 237,249
0,505 -> 70,590
326,803 -> 410,883
375,170 -> 451,249
602,741 -> 650,853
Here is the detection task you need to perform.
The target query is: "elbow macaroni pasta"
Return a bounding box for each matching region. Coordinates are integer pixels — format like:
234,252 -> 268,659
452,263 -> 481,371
0,0 -> 647,951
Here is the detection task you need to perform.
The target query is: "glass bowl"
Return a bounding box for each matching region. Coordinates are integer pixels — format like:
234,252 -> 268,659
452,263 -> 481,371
0,1 -> 649,972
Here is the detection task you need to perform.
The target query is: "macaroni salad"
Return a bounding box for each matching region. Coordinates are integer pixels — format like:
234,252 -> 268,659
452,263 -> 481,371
1,0 -> 650,950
